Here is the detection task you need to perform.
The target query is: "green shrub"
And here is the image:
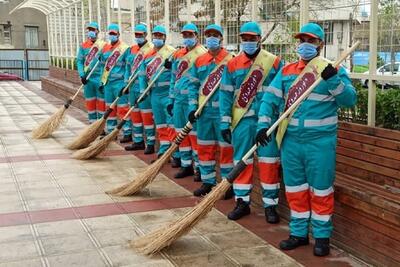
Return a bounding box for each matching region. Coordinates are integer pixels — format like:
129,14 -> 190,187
339,82 -> 400,130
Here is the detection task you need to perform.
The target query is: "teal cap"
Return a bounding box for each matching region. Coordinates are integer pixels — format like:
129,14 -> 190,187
134,24 -> 147,34
239,21 -> 262,36
295,23 -> 324,40
205,24 -> 223,36
181,23 -> 199,34
107,23 -> 120,33
87,22 -> 99,30
152,25 -> 167,35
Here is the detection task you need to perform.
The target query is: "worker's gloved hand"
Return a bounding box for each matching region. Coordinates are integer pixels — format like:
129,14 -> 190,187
188,110 -> 197,123
221,129 -> 232,144
98,84 -> 104,94
118,87 -> 129,97
321,64 -> 338,81
81,76 -> 88,85
255,128 -> 271,146
164,59 -> 172,70
167,103 -> 174,116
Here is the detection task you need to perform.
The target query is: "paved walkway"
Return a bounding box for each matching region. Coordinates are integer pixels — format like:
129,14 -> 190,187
0,81 -> 367,267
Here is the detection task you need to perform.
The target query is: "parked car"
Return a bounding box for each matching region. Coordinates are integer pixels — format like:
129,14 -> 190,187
362,62 -> 400,88
0,71 -> 23,81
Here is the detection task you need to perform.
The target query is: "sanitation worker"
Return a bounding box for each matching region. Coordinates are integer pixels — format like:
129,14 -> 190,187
77,22 -> 106,125
138,25 -> 179,162
187,24 -> 234,198
220,21 -> 283,223
256,23 -> 357,256
96,24 -> 131,140
124,24 -> 155,153
167,23 -> 207,179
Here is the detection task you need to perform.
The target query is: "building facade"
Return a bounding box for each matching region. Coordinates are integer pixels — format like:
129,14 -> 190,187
0,0 -> 48,49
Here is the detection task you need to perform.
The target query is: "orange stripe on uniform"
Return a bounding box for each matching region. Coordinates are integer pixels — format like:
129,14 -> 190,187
96,99 -> 105,112
85,99 -> 97,111
157,127 -> 170,142
117,106 -> 129,119
130,111 -> 142,124
189,134 -> 198,152
234,164 -> 254,185
219,145 -> 233,164
197,144 -> 217,162
285,190 -> 310,212
258,162 -> 280,185
141,111 -> 154,126
310,193 -> 334,215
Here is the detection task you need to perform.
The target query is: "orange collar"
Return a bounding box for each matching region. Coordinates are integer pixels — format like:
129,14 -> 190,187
298,59 -> 307,70
204,48 -> 228,64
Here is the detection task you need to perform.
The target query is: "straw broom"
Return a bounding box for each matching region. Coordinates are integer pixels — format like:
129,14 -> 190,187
131,42 -> 360,255
72,67 -> 165,160
106,69 -> 224,196
66,71 -> 140,150
31,61 -> 100,139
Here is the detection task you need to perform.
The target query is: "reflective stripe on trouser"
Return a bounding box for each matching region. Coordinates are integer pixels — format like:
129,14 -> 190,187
129,90 -> 144,143
197,114 -> 233,185
258,140 -> 280,208
232,117 -> 280,205
104,82 -> 132,135
173,102 -> 193,167
281,134 -> 336,238
151,93 -> 174,155
83,80 -> 102,123
138,98 -> 155,145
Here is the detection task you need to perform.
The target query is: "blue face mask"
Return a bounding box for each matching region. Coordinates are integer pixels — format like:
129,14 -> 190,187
135,37 -> 145,45
297,42 -> 319,60
241,41 -> 259,55
153,38 -> 164,48
87,31 -> 97,39
206,37 -> 220,50
183,37 -> 196,48
109,35 -> 118,43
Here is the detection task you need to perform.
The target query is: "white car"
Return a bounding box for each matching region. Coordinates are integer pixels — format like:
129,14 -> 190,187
362,62 -> 400,88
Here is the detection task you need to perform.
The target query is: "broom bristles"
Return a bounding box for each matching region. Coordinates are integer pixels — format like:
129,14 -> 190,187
67,118 -> 106,150
32,106 -> 68,139
72,127 -> 120,160
131,179 -> 232,255
106,143 -> 179,196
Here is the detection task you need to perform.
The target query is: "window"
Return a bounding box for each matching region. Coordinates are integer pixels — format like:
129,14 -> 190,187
3,24 -> 11,45
25,26 -> 39,48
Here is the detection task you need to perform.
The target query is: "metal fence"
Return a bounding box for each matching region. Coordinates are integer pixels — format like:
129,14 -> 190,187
10,0 -> 400,129
0,49 -> 49,81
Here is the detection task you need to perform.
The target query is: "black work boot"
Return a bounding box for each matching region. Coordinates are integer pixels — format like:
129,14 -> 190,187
170,157 -> 181,168
100,130 -> 106,137
120,135 -> 132,143
193,168 -> 201,182
314,238 -> 330,257
193,183 -> 214,197
223,185 -> 234,200
144,144 -> 155,155
125,141 -> 145,151
265,206 -> 280,224
174,166 -> 194,179
227,198 -> 251,220
279,235 -> 309,250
